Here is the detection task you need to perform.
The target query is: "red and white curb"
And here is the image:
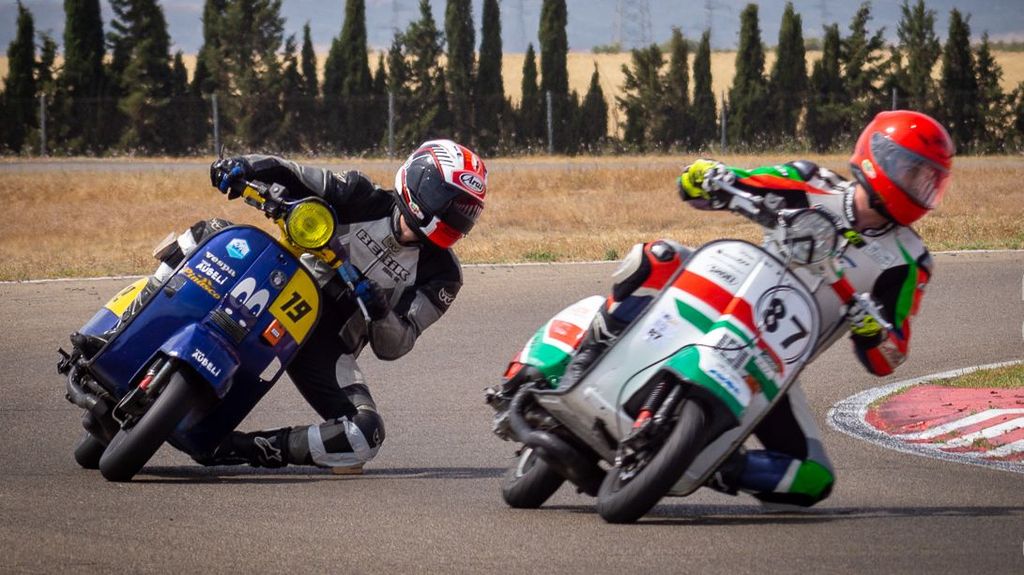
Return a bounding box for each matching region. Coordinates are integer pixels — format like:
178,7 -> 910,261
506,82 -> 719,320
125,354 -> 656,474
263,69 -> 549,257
827,360 -> 1024,475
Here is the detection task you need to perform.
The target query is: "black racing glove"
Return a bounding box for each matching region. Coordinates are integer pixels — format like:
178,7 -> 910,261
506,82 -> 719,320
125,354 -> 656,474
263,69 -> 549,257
358,279 -> 391,321
209,157 -> 253,199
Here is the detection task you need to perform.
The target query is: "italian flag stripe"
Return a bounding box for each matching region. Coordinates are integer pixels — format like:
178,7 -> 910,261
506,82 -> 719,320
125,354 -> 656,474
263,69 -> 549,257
674,299 -> 781,401
674,271 -> 784,373
666,347 -> 745,416
894,241 -> 918,331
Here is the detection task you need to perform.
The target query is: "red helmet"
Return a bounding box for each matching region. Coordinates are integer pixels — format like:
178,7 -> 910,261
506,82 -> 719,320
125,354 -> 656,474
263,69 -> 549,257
394,139 -> 487,249
849,110 -> 955,226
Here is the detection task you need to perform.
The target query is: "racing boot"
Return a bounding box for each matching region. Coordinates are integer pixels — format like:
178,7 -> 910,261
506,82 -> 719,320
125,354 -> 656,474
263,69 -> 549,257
557,312 -> 626,390
197,428 -> 294,468
704,447 -> 747,496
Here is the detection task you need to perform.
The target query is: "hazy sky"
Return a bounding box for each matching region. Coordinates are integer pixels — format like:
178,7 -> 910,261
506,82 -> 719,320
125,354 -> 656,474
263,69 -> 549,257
3,0 -> 1022,55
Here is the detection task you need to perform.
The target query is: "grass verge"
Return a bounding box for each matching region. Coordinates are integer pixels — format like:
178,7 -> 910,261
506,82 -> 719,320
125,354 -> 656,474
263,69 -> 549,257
0,154 -> 1022,281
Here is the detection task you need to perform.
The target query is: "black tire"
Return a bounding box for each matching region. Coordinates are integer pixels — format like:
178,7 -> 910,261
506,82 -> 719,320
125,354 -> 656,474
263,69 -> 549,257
501,447 -> 566,509
98,370 -> 197,482
73,432 -> 106,469
596,400 -> 708,524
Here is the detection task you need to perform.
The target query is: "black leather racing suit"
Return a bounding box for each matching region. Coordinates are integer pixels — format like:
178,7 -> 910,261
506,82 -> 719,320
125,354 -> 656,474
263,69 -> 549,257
191,156 -> 464,468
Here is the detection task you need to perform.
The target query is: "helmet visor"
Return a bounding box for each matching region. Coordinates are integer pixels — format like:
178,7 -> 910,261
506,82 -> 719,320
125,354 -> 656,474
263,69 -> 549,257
871,132 -> 950,209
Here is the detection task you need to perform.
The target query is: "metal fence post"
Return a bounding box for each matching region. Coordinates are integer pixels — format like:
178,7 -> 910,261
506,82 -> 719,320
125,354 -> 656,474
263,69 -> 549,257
546,91 -> 554,155
212,92 -> 221,156
38,94 -> 47,157
388,91 -> 395,159
891,87 -> 898,111
720,90 -> 727,153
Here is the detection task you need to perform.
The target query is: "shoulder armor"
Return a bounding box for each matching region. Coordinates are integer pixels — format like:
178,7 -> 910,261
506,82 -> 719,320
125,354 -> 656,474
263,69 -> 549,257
786,160 -> 820,181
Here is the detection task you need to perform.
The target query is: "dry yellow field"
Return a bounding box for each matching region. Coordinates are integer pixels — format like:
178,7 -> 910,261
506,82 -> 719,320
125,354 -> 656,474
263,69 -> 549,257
3,49 -> 1023,101
0,155 -> 1020,281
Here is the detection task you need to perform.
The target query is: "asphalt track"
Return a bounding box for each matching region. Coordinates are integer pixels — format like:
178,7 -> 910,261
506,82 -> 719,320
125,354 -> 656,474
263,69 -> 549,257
1,252 -> 1022,574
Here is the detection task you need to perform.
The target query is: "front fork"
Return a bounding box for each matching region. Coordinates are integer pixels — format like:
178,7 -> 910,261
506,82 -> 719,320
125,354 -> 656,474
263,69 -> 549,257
111,356 -> 176,428
615,378 -> 685,469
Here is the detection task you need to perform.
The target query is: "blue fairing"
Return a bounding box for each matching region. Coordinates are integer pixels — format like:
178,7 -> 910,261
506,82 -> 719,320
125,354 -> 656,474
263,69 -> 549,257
86,225 -> 319,456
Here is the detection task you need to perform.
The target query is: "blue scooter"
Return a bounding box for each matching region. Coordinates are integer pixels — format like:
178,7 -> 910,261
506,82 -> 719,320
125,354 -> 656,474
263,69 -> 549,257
58,180 -> 370,481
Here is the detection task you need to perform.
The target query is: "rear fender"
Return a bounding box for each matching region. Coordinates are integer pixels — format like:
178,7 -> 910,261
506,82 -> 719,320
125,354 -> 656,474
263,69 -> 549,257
160,324 -> 239,398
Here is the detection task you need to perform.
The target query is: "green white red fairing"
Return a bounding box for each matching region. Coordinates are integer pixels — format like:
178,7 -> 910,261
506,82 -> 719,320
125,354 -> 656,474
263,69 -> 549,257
506,296 -> 605,386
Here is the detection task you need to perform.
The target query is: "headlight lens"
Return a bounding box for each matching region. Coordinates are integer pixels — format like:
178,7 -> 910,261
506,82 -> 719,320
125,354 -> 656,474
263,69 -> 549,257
286,200 -> 335,249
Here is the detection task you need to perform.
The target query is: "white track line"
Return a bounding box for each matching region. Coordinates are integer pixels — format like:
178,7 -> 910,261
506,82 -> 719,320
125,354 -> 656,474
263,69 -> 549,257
896,408 -> 1024,440
826,360 -> 1024,475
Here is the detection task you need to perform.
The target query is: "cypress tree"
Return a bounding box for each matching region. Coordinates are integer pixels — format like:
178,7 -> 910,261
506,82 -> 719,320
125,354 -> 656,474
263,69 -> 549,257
389,0 -> 450,149
219,0 -> 285,148
387,33 -> 411,145
477,0 -> 505,153
805,24 -> 846,151
665,27 -> 690,148
193,0 -> 226,96
300,23 -> 319,99
62,0 -> 110,152
298,23 -> 319,151
277,35 -> 303,152
168,51 -> 200,154
109,0 -> 175,153
1012,83 -> 1024,151
324,0 -> 373,152
618,44 -> 668,150
974,33 -> 1008,152
690,30 -> 717,150
893,0 -> 941,113
518,43 -> 543,147
579,64 -> 608,151
371,51 -> 388,151
539,0 -> 570,152
939,9 -> 979,152
767,2 -> 806,143
4,2 -> 36,153
841,2 -> 887,125
728,4 -> 770,148
445,0 -> 475,145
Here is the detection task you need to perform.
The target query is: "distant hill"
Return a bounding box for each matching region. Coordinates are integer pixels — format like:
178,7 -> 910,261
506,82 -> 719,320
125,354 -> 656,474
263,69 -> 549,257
3,0 -> 1024,55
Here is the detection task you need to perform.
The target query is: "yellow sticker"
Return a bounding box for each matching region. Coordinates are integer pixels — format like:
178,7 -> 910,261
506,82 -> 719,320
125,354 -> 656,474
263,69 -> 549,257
269,268 -> 320,344
104,278 -> 149,318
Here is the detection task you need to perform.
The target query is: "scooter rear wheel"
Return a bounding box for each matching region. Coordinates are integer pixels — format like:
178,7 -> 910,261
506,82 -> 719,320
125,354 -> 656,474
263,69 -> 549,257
99,369 -> 198,482
501,447 -> 566,509
73,432 -> 106,469
596,400 -> 708,523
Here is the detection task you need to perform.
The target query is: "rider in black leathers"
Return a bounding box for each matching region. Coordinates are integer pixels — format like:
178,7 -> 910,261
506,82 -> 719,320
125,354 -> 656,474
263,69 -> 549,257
77,139 -> 487,472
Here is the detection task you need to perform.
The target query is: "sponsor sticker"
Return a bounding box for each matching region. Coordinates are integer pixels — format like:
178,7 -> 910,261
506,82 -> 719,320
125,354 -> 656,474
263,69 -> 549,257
459,172 -> 485,194
182,266 -> 222,300
227,239 -> 250,259
191,348 -> 222,377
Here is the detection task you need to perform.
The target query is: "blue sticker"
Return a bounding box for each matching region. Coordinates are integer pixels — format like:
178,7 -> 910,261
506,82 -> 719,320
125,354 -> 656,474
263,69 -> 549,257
227,239 -> 250,259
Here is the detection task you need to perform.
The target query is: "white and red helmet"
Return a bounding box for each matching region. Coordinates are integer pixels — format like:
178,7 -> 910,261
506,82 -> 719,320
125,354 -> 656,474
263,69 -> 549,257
394,139 -> 487,249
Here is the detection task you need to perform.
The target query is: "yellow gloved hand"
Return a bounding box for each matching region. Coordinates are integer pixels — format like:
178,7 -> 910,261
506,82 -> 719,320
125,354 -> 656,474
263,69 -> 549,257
847,296 -> 887,339
678,159 -> 722,200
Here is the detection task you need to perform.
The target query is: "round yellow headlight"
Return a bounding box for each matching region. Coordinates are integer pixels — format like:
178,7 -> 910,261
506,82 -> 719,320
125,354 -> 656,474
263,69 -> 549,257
286,200 -> 335,250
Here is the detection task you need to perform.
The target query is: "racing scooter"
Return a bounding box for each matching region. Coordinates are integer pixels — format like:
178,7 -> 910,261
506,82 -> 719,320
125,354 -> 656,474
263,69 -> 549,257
486,175 -> 891,522
58,179 -> 373,482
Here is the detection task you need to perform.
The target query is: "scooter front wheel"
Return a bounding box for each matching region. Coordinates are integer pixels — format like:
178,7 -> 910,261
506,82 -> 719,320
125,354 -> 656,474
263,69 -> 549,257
99,369 -> 199,482
596,400 -> 708,524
